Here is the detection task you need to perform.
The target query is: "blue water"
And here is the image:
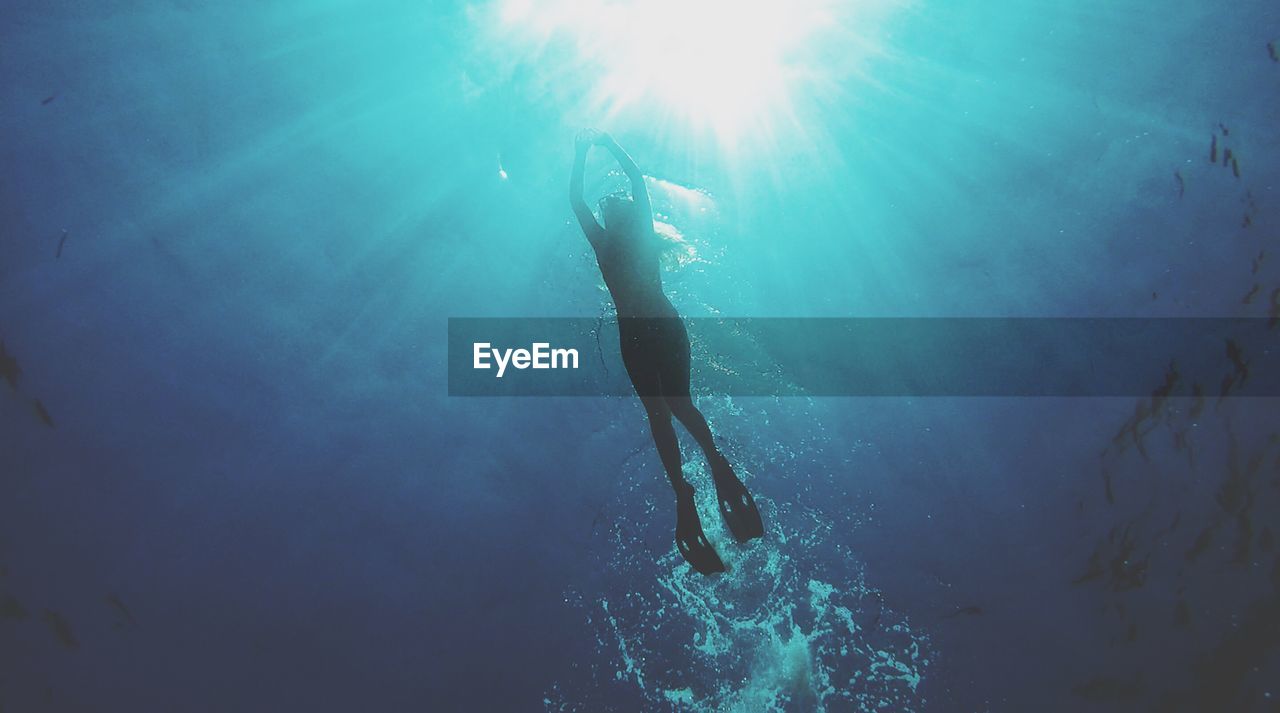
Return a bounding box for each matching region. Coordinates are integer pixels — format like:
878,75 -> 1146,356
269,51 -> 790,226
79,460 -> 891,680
2,1 -> 1279,710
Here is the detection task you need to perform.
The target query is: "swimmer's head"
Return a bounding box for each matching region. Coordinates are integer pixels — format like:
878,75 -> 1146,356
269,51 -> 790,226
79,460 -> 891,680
599,194 -> 637,231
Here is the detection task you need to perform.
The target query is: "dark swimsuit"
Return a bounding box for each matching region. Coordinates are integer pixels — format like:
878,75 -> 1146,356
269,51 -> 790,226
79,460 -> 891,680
592,228 -> 689,399
618,316 -> 690,398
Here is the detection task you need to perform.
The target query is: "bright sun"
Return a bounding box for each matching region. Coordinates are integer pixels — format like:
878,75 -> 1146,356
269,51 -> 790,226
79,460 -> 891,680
493,0 -> 886,141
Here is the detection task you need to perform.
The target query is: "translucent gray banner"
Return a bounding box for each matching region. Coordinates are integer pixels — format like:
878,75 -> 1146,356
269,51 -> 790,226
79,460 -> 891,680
447,318 -> 1278,397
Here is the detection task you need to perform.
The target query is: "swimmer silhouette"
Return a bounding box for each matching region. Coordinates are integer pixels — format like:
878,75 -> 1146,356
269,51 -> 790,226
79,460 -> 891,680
570,129 -> 764,575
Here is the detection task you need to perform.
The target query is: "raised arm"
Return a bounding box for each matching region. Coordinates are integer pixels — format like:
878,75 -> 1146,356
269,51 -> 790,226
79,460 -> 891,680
596,133 -> 652,231
570,130 -> 605,245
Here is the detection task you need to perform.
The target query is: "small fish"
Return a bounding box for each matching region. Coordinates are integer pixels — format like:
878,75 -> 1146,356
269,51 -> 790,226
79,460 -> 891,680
41,94 -> 56,105
1186,525 -> 1215,560
0,340 -> 20,390
1209,134 -> 1218,163
1151,291 -> 1158,300
1223,147 -> 1233,168
1219,123 -> 1229,136
32,399 -> 55,428
41,610 -> 79,649
1251,250 -> 1264,274
1231,156 -> 1240,178
1173,169 -> 1184,198
56,229 -> 69,258
1175,431 -> 1197,466
1242,214 -> 1252,228
1153,360 -> 1179,403
942,605 -> 983,619
1242,284 -> 1260,304
1,593 -> 28,620
1110,551 -> 1149,592
1219,372 -> 1236,400
105,594 -> 137,628
1225,339 -> 1248,382
1190,383 -> 1205,419
1073,547 -> 1105,584
1269,40 -> 1279,62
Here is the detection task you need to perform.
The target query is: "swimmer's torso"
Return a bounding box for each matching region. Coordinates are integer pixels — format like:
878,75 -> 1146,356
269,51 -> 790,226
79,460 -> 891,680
593,229 -> 677,319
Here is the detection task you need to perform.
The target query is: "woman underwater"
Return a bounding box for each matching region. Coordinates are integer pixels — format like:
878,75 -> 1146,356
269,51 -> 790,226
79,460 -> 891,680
569,129 -> 764,574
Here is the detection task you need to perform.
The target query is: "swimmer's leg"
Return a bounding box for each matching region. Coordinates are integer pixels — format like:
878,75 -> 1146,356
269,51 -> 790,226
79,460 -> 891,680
640,394 -> 725,575
657,320 -> 765,543
668,397 -> 765,543
656,319 -> 727,463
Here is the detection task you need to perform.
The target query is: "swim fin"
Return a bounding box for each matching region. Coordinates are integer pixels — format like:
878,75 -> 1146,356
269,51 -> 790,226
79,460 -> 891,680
711,456 -> 764,543
676,484 -> 725,575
